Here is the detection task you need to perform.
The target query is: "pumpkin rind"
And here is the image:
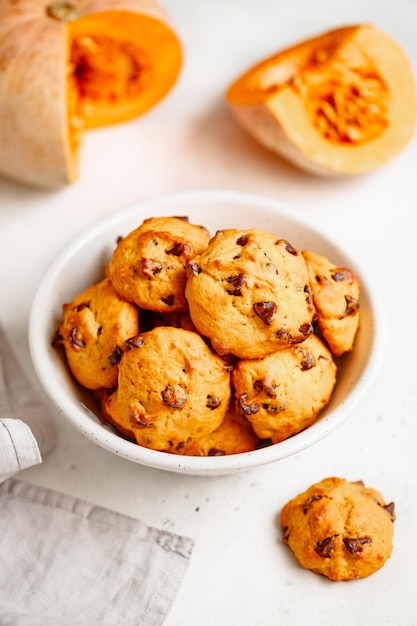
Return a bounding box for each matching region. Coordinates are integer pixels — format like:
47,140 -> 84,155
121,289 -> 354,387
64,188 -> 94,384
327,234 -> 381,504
226,25 -> 417,176
0,0 -> 182,188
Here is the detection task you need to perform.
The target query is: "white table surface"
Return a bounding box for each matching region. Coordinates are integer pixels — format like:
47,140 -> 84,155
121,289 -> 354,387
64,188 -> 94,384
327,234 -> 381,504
1,0 -> 416,624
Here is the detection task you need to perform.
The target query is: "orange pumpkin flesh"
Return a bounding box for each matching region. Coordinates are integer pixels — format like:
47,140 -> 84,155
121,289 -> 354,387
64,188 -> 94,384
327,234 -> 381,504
0,0 -> 182,188
226,25 -> 417,176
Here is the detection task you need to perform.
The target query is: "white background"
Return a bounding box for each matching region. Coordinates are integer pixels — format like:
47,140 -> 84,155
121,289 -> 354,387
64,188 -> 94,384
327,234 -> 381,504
1,0 -> 416,624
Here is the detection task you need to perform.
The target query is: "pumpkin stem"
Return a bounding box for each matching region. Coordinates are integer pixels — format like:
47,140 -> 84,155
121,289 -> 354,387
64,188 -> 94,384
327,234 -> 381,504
46,1 -> 79,22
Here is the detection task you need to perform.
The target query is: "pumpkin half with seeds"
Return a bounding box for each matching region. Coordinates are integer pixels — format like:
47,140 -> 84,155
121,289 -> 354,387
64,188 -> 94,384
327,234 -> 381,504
0,0 -> 182,188
226,24 -> 417,176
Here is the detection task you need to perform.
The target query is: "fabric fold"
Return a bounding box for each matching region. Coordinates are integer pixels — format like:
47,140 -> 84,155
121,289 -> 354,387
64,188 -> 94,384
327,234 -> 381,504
0,418 -> 42,475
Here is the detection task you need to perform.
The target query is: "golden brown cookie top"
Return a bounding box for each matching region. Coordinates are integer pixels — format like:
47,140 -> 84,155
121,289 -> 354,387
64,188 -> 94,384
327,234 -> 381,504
58,277 -> 139,390
302,250 -> 360,356
280,477 -> 395,581
115,326 -> 232,452
108,216 -> 211,314
185,228 -> 316,359
231,334 -> 337,443
134,216 -> 210,250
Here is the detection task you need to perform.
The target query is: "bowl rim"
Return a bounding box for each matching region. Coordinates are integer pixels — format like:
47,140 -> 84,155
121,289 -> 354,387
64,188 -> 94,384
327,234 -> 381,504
29,188 -> 386,474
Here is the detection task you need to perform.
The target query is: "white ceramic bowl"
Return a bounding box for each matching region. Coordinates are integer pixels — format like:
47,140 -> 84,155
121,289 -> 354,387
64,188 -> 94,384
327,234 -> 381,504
29,189 -> 384,475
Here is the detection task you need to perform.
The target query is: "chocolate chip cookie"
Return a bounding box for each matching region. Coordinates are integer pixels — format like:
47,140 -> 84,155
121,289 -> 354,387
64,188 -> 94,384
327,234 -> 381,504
109,216 -> 210,314
231,334 -> 337,443
185,228 -> 316,359
280,477 -> 395,580
302,250 -> 360,356
58,277 -> 139,389
114,326 -> 232,452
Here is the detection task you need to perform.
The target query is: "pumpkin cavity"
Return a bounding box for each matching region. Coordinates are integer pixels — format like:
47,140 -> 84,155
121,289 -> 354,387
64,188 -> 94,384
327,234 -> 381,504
67,11 -> 182,134
226,25 -> 417,176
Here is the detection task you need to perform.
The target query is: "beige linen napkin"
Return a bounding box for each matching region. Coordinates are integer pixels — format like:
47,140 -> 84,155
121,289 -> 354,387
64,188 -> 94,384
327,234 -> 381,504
0,479 -> 194,626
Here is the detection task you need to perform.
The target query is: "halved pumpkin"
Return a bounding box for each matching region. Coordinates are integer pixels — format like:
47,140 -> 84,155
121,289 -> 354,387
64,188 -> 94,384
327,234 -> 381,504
0,0 -> 182,188
226,25 -> 417,176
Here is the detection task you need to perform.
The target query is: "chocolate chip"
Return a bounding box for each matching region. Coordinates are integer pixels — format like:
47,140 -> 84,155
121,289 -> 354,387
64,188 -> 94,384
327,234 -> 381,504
315,535 -> 337,558
175,439 -> 190,452
206,395 -> 221,409
238,393 -> 260,415
303,494 -> 324,514
262,403 -> 285,414
165,242 -> 187,256
142,258 -> 163,278
173,216 -> 189,222
315,274 -> 329,286
304,284 -> 313,304
275,328 -> 293,342
161,294 -> 175,307
331,269 -> 349,282
189,261 -> 201,274
253,301 -> 277,326
342,295 -> 359,317
282,525 -> 290,542
97,326 -> 103,337
161,384 -> 187,408
333,267 -> 355,283
284,241 -> 298,255
125,335 -> 143,350
253,379 -> 277,398
299,323 -> 314,336
382,501 -> 396,522
70,327 -> 86,348
236,234 -> 249,246
226,273 -> 246,296
208,448 -> 226,456
295,347 -> 315,371
109,345 -> 123,365
343,537 -> 372,553
75,302 -> 89,312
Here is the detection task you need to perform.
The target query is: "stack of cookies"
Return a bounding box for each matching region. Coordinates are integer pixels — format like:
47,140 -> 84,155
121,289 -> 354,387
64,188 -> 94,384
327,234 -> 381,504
54,215 -> 360,456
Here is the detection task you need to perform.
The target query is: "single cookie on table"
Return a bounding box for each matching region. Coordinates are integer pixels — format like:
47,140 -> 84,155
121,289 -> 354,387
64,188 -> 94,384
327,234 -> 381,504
280,477 -> 395,581
185,228 -> 316,359
302,250 -> 360,356
57,277 -> 139,390
108,216 -> 210,314
113,326 -> 232,452
231,334 -> 337,443
179,405 -> 261,456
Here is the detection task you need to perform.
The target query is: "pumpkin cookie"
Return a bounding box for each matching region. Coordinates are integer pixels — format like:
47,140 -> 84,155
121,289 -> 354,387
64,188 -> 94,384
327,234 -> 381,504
109,216 -> 210,314
231,334 -> 337,443
179,405 -> 261,456
185,228 -> 316,359
280,477 -> 395,581
58,277 -> 139,390
302,250 -> 360,356
115,326 -> 232,452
